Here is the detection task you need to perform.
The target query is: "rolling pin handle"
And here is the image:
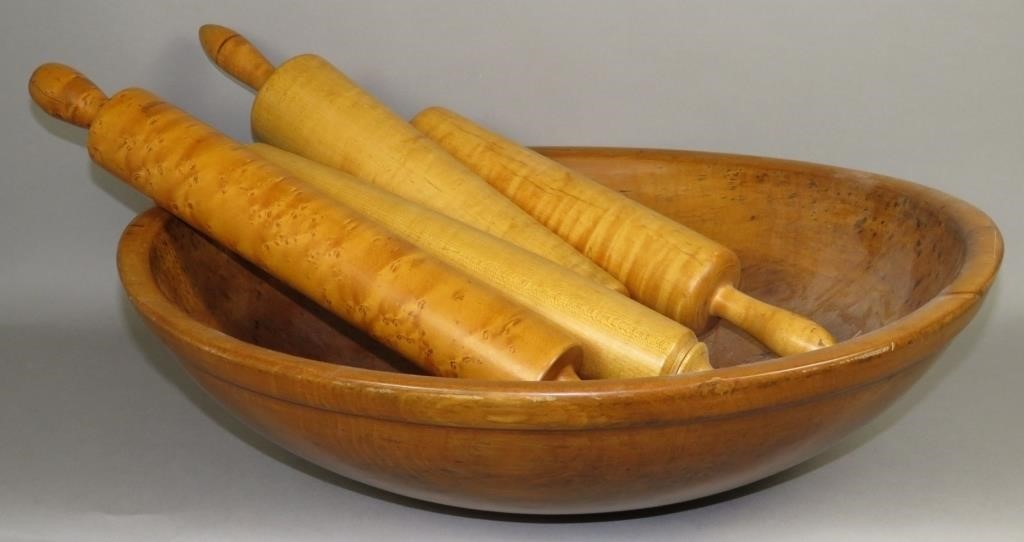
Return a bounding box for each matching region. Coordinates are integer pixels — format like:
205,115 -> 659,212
711,284 -> 837,357
29,63 -> 108,128
199,24 -> 276,91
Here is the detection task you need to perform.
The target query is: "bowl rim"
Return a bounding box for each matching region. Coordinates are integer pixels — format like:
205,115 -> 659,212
117,147 -> 1003,430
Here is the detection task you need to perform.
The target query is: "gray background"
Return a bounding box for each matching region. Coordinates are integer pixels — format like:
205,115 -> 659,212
1,1 -> 1021,540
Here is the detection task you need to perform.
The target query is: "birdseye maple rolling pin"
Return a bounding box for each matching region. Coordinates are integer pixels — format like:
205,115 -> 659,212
250,144 -> 711,378
411,108 -> 837,356
197,24 -> 626,295
28,62 -> 585,382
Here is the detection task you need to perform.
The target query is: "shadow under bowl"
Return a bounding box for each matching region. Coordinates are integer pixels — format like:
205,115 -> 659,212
117,147 -> 1002,514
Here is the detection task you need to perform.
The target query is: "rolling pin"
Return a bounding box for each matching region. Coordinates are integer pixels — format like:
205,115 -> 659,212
29,62 -> 583,381
198,24 -> 626,295
412,107 -> 837,357
250,143 -> 711,378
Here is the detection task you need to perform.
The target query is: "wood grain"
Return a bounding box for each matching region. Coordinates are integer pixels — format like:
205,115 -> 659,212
251,143 -> 709,378
412,107 -> 836,356
28,63 -> 108,128
115,146 -> 1001,513
199,24 -> 627,294
30,63 -> 583,381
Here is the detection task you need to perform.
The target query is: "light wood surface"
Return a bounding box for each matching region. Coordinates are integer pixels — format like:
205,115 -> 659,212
198,24 -> 627,294
412,107 -> 837,356
29,62 -> 583,381
251,143 -> 709,378
113,146 -> 1001,513
198,23 -> 274,90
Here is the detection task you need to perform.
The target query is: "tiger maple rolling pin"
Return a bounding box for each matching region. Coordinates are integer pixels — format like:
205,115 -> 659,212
251,144 -> 710,378
412,108 -> 837,357
28,62 -> 583,381
197,24 -> 626,294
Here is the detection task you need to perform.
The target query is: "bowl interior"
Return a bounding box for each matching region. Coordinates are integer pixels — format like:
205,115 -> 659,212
146,149 -> 967,371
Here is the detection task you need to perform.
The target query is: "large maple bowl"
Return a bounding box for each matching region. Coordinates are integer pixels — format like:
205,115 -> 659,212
117,148 -> 1002,515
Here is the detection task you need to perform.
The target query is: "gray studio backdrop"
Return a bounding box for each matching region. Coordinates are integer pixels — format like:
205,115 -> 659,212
1,1 -> 1021,540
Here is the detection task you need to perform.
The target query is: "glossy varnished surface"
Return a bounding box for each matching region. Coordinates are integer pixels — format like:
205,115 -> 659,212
117,148 -> 1002,514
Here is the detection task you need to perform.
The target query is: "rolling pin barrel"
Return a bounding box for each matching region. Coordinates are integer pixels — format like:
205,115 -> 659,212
198,24 -> 628,295
412,107 -> 837,357
250,143 -> 711,378
29,63 -> 583,382
198,26 -> 709,378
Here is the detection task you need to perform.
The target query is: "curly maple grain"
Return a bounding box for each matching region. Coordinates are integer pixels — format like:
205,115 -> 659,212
412,107 -> 837,357
29,63 -> 582,381
251,143 -> 710,378
198,24 -> 626,294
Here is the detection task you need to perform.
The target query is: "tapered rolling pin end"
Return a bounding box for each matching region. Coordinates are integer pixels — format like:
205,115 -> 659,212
199,24 -> 275,91
678,342 -> 712,373
662,341 -> 712,374
711,285 -> 837,357
29,63 -> 107,128
785,326 -> 836,353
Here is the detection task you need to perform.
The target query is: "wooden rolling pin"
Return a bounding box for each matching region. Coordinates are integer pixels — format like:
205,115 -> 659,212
198,24 -> 626,295
250,143 -> 710,378
412,107 -> 837,357
29,62 -> 583,381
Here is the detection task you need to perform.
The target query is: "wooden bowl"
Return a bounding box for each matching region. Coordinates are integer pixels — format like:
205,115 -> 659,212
117,148 -> 1002,514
